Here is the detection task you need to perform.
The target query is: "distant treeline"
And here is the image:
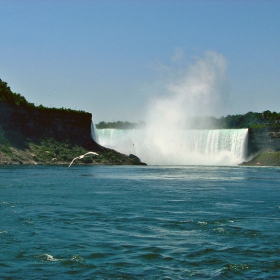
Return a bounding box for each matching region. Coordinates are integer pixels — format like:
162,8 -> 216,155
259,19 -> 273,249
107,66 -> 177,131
187,112 -> 280,129
2,78 -> 280,129
0,78 -> 86,114
96,121 -> 146,129
97,111 -> 280,130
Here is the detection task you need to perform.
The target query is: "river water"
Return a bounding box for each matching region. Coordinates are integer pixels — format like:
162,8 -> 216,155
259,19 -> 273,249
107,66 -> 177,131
1,165 -> 280,279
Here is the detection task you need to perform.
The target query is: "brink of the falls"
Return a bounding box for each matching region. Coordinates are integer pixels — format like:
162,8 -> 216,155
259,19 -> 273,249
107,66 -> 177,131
90,122 -> 99,144
96,128 -> 248,166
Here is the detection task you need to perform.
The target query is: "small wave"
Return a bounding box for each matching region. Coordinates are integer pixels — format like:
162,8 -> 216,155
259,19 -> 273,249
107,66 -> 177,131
70,254 -> 84,263
35,254 -> 63,262
140,252 -> 162,260
80,174 -> 97,177
197,221 -> 208,226
213,227 -> 225,233
247,177 -> 280,181
88,252 -> 107,259
1,201 -> 14,207
44,254 -> 61,262
62,255 -> 97,269
35,254 -> 86,264
224,263 -> 249,271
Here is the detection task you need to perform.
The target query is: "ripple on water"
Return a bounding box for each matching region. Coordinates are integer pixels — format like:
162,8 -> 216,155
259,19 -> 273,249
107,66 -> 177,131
34,254 -> 62,262
0,166 -> 280,279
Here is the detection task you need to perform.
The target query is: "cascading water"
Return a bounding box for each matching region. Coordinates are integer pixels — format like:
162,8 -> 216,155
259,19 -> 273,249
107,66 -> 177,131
95,52 -> 243,166
90,122 -> 99,144
97,128 -> 248,166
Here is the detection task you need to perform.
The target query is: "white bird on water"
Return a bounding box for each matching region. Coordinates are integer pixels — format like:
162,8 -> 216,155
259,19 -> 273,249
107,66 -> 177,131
68,151 -> 99,168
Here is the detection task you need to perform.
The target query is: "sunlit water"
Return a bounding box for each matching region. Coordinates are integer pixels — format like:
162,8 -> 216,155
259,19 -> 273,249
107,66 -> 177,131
1,165 -> 280,279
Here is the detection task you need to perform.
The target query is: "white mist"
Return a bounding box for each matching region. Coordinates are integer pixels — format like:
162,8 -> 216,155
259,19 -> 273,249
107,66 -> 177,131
97,128 -> 248,165
96,51 -> 248,165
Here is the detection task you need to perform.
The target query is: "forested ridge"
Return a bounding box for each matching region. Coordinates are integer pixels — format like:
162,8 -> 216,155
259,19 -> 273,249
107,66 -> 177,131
96,112 -> 280,130
0,78 -> 86,114
1,78 -> 280,130
0,78 -> 146,165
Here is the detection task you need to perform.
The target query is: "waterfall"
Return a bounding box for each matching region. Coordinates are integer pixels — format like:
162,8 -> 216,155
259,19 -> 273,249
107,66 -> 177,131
96,128 -> 248,166
90,122 -> 99,144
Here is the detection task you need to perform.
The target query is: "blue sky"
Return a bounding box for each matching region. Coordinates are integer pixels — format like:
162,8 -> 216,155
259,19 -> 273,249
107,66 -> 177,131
1,0 -> 280,122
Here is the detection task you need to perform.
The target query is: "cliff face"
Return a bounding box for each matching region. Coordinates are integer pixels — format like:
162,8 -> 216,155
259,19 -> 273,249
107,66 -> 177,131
0,103 -> 98,150
0,103 -> 146,165
242,127 -> 280,166
2,100 -> 280,166
248,127 -> 280,155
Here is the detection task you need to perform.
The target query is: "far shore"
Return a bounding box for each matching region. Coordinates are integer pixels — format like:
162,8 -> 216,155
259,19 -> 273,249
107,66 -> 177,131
241,151 -> 280,167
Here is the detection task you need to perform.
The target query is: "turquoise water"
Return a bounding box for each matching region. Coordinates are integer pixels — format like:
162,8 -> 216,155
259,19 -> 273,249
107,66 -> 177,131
1,165 -> 280,279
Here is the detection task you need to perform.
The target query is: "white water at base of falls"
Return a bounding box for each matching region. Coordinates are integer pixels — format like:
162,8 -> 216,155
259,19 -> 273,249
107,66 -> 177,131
96,128 -> 248,166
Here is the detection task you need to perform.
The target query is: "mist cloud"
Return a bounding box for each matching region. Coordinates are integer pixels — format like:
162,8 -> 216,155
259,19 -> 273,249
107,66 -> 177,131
146,51 -> 228,130
98,51 -> 247,165
140,51 -> 234,164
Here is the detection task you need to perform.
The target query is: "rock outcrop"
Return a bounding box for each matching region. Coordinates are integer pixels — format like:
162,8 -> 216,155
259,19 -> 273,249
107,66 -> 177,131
242,151 -> 280,166
242,127 -> 280,166
0,103 -> 146,166
0,103 -> 96,150
248,127 -> 280,154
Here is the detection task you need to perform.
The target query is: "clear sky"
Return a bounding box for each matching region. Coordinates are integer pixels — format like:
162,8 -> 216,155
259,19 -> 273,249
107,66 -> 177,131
1,0 -> 280,123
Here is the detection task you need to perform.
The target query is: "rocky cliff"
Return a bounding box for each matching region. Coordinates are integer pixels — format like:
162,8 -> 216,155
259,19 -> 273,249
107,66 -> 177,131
242,127 -> 280,166
248,127 -> 280,154
0,103 -> 146,165
0,103 -> 96,149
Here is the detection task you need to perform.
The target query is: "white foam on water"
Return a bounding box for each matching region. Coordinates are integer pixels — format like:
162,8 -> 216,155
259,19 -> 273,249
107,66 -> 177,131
97,128 -> 248,166
43,254 -> 61,262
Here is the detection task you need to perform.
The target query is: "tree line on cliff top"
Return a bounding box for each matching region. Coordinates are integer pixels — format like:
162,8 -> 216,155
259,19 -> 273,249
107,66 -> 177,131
1,78 -> 280,129
96,111 -> 280,130
0,78 -> 86,114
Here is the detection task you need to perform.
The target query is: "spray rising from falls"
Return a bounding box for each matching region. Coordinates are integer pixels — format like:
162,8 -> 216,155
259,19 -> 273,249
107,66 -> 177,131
95,51 -> 248,165
97,128 -> 248,165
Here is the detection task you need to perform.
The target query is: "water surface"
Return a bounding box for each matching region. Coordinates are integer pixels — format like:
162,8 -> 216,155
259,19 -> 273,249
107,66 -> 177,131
0,165 -> 280,279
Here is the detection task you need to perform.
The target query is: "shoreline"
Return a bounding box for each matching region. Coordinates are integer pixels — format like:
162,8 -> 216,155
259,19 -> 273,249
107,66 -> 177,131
0,139 -> 147,166
241,151 -> 280,167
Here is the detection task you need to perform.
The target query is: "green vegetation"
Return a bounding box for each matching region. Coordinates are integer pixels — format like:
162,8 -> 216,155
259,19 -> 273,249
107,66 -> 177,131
0,79 -> 30,106
241,152 -> 280,166
0,78 -> 146,166
96,111 -> 280,130
0,134 -> 145,165
96,120 -> 145,129
2,78 -> 280,130
0,78 -> 86,114
217,110 -> 280,129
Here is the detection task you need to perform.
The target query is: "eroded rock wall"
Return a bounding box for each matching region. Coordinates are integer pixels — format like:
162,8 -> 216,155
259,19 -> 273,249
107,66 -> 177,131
0,103 -> 99,150
248,127 -> 280,154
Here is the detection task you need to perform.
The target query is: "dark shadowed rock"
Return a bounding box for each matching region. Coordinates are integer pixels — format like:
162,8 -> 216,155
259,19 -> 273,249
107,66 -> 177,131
0,103 -> 146,166
129,154 -> 147,165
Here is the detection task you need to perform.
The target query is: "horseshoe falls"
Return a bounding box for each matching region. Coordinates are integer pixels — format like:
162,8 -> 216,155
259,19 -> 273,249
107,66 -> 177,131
96,128 -> 248,166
